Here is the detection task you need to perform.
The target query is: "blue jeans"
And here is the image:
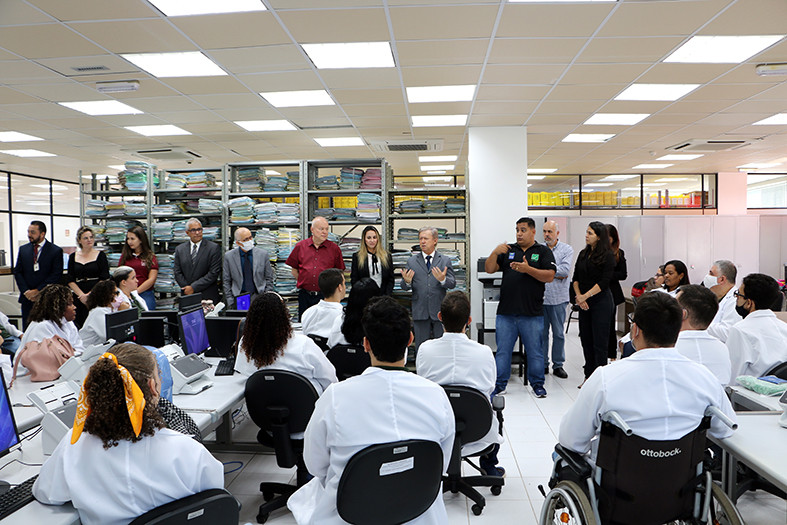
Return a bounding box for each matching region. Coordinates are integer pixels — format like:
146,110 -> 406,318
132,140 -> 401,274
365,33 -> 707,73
495,314 -> 545,391
542,303 -> 568,370
139,289 -> 156,311
1,335 -> 21,357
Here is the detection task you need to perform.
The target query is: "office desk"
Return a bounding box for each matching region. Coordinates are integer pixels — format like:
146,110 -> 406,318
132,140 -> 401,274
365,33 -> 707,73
727,385 -> 784,412
8,376 -> 64,432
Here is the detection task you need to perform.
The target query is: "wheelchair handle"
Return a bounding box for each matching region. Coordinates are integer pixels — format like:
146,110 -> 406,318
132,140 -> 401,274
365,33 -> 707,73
602,411 -> 633,436
705,406 -> 737,430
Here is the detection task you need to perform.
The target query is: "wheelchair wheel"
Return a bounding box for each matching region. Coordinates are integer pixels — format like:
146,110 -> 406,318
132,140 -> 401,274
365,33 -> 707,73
708,482 -> 743,525
539,480 -> 596,524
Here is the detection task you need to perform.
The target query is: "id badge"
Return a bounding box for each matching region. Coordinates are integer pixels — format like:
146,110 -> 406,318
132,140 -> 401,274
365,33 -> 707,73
508,252 -> 515,260
33,263 -> 39,272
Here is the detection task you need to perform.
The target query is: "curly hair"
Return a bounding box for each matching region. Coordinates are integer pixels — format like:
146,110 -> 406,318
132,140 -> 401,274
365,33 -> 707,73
28,284 -> 72,328
341,278 -> 381,345
242,293 -> 293,367
120,225 -> 154,269
87,279 -> 117,310
83,343 -> 165,449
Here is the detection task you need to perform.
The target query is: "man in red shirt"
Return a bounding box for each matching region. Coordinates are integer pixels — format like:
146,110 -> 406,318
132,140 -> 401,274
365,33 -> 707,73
286,217 -> 345,319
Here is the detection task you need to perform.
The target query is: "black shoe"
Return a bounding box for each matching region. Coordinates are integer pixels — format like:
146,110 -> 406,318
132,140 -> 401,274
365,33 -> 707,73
544,367 -> 549,375
553,367 -> 568,379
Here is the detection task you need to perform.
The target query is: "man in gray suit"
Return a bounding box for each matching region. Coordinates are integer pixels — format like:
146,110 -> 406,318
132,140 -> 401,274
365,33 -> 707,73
223,227 -> 274,309
173,218 -> 222,304
401,226 -> 456,349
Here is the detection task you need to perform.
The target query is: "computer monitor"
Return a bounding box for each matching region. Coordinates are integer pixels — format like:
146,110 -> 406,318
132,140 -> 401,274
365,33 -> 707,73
105,308 -> 139,344
177,292 -> 203,312
0,370 -> 21,490
178,307 -> 210,356
221,310 -> 248,319
236,293 -> 251,311
205,317 -> 241,358
141,310 -> 180,344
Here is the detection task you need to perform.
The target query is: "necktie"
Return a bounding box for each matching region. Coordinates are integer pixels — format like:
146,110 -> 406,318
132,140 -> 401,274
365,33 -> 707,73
191,243 -> 198,263
426,255 -> 432,272
33,243 -> 39,264
241,251 -> 256,294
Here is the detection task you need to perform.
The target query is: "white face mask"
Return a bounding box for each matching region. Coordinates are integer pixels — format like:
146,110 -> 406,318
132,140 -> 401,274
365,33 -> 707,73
702,274 -> 718,289
239,240 -> 254,252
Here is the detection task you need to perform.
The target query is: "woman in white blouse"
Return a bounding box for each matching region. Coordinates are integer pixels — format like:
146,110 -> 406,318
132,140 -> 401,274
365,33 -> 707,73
19,284 -> 85,356
78,280 -> 117,347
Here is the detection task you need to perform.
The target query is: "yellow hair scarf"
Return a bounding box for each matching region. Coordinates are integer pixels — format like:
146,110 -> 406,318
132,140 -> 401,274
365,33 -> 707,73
71,352 -> 146,444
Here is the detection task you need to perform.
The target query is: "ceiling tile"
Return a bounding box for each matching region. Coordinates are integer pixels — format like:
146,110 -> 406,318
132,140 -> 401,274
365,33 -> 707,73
11,81 -> 104,102
390,6 -> 497,40
28,0 -> 157,21
269,0 -> 382,7
476,85 -> 550,101
320,69 -> 401,90
577,36 -> 684,64
155,110 -> 227,124
171,12 -> 291,49
68,20 -> 194,54
160,76 -> 250,96
0,87 -> 45,105
0,0 -> 55,26
181,122 -> 241,134
535,100 -> 605,115
292,117 -> 352,129
401,65 -> 482,86
548,84 -> 625,101
211,107 -> 282,121
699,0 -> 787,35
685,83 -> 772,102
343,104 -> 407,117
333,89 -> 403,105
0,25 -> 104,59
189,93 -> 267,110
561,63 -> 650,85
638,64 -> 733,85
277,9 -> 389,43
497,4 -> 613,38
482,64 -> 565,85
396,40 -> 488,67
488,38 -> 585,65
473,101 -> 536,115
8,102 -> 79,119
237,70 -> 323,92
122,96 -> 204,113
276,106 -> 347,120
34,54 -> 138,77
597,1 -> 723,38
207,45 -> 310,75
409,102 -> 472,115
469,114 -> 526,127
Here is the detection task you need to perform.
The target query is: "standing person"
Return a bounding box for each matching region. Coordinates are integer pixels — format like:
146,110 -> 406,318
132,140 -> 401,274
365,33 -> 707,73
173,218 -> 222,304
541,220 -> 573,379
606,224 -> 627,361
704,260 -> 741,343
14,220 -> 63,328
401,226 -> 456,349
119,226 -> 158,311
222,227 -> 274,309
350,225 -> 394,295
572,221 -> 616,387
286,217 -> 345,319
485,217 -> 556,398
66,226 -> 110,329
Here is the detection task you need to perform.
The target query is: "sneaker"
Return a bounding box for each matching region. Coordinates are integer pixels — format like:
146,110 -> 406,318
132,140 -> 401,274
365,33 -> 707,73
485,466 -> 506,478
553,367 -> 568,379
544,366 -> 550,375
493,388 -> 507,396
533,385 -> 547,398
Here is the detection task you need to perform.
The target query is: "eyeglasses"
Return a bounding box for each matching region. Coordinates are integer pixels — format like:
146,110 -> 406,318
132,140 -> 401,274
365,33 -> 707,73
733,291 -> 747,300
187,228 -> 203,233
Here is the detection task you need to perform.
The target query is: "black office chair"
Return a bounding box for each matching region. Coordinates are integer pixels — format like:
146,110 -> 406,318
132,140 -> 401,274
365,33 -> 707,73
336,439 -> 444,525
441,386 -> 505,516
565,304 -> 580,334
326,343 -> 371,381
244,370 -> 320,524
129,489 -> 239,525
764,361 -> 787,380
307,334 -> 329,352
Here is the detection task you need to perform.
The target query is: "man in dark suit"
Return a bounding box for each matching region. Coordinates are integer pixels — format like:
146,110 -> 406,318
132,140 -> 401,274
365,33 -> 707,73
401,226 -> 456,349
222,227 -> 274,309
14,220 -> 63,328
173,218 -> 222,304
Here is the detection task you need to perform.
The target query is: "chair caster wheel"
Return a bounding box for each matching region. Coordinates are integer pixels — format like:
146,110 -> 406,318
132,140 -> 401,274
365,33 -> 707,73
491,485 -> 502,496
257,512 -> 269,523
471,504 -> 483,516
262,490 -> 275,502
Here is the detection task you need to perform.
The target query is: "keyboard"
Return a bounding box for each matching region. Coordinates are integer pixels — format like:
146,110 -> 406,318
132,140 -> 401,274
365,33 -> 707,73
214,358 -> 236,376
0,475 -> 38,520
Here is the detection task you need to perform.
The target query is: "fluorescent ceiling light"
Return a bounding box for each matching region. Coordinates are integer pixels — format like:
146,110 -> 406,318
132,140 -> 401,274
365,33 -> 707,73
632,164 -> 673,169
314,137 -> 364,147
752,113 -> 787,125
125,125 -> 190,136
738,162 -> 780,169
527,168 -> 556,174
0,132 -> 43,142
528,175 -> 546,180
510,0 -> 615,2
121,52 -> 226,78
425,173 -> 448,176
0,149 -> 55,157
260,90 -> 334,108
419,164 -> 455,171
654,177 -> 692,182
59,100 -> 142,116
562,133 -> 615,143
302,42 -> 394,69
235,120 -> 297,131
148,0 -> 266,16
600,174 -> 638,180
585,183 -> 614,187
615,84 -> 700,101
755,63 -> 787,76
411,115 -> 468,127
664,35 -> 784,64
419,155 -> 458,162
108,165 -> 126,171
583,113 -> 650,125
657,154 -> 704,161
406,85 -> 476,103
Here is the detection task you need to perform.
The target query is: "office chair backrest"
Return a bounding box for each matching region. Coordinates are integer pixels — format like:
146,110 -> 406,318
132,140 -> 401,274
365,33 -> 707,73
336,439 -> 443,525
442,385 -> 494,445
307,334 -> 329,352
764,361 -> 787,380
129,489 -> 239,525
230,318 -> 246,358
326,343 -> 371,381
595,416 -> 710,525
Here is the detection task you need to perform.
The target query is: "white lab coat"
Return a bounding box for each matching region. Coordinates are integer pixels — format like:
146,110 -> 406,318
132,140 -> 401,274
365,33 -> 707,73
416,332 -> 502,455
19,318 -> 86,357
78,306 -> 112,347
288,367 -> 455,525
326,314 -> 350,349
301,300 -> 344,339
726,309 -> 787,384
707,286 -> 741,343
673,330 -> 732,386
33,428 -> 224,525
559,347 -> 735,460
0,311 -> 23,338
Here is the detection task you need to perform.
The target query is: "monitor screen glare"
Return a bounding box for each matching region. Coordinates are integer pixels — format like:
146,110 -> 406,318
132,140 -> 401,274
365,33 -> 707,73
179,308 -> 210,355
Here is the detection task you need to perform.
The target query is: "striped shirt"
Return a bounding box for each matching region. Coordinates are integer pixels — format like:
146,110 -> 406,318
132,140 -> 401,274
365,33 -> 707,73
543,240 -> 574,305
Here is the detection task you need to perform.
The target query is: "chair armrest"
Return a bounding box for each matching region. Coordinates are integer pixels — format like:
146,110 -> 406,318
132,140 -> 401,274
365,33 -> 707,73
554,444 -> 593,479
492,396 -> 505,411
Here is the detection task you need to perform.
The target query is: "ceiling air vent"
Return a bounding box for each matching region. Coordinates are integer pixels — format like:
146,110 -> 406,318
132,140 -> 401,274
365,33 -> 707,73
667,139 -> 750,152
122,147 -> 202,161
371,139 -> 443,153
72,65 -> 110,73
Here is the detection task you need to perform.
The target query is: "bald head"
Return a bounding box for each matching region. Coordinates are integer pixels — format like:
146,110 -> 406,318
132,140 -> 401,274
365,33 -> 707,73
234,227 -> 251,242
311,217 -> 330,246
543,220 -> 559,247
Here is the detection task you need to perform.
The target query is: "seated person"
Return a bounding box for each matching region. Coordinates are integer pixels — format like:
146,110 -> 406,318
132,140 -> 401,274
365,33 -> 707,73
704,260 -> 741,343
661,260 -> 690,296
559,292 -> 735,462
416,291 -> 504,477
18,284 -> 85,360
726,272 -> 787,384
235,292 -> 337,394
33,343 -> 223,525
301,268 -> 346,340
287,296 -> 455,524
326,278 -> 379,349
111,266 -> 148,312
0,309 -> 23,356
78,279 -> 116,347
674,285 -> 731,385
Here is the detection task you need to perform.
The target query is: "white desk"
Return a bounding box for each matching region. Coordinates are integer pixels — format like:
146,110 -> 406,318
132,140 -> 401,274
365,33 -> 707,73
8,376 -> 63,432
727,385 -> 784,412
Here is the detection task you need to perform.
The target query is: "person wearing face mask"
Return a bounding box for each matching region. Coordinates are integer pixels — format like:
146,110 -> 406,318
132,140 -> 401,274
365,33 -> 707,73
703,260 -> 742,343
222,227 -> 274,309
18,284 -> 86,365
725,273 -> 787,385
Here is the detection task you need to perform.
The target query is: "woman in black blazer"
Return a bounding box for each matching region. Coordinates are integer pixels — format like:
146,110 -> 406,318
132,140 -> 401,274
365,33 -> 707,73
350,225 -> 394,295
606,224 -> 627,360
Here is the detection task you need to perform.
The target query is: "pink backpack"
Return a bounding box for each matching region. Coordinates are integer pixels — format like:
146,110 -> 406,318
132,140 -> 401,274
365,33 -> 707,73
10,335 -> 75,386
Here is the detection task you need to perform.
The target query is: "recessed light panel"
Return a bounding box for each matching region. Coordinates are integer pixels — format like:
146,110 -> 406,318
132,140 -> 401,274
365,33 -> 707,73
411,115 -> 468,127
125,125 -> 190,137
420,165 -> 455,171
108,165 -> 126,171
657,154 -> 704,161
752,113 -> 787,125
527,175 -> 546,180
121,52 -> 226,78
614,84 -> 700,101
632,164 -> 673,169
0,132 -> 43,142
601,175 -> 638,181
426,172 -> 447,175
314,137 -> 364,147
302,42 -> 394,69
59,100 -> 143,116
664,35 -> 784,64
148,0 -> 266,16
654,177 -> 691,182
562,133 -> 615,143
235,120 -> 297,131
419,155 -> 458,162
0,149 -> 55,157
738,162 -> 779,169
406,85 -> 476,103
583,113 -> 650,125
260,90 -> 335,108
527,168 -> 556,174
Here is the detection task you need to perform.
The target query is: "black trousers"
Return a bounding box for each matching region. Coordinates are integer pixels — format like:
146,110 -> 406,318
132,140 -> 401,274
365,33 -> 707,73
578,290 -> 614,379
297,289 -> 323,320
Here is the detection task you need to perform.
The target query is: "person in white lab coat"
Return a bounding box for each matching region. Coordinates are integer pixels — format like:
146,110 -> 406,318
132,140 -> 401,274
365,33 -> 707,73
726,273 -> 787,384
288,296 -> 455,525
704,260 -> 742,343
18,284 -> 85,360
0,310 -> 23,356
33,343 -> 224,525
235,292 -> 337,394
78,279 -> 117,347
301,268 -> 345,340
674,285 -> 732,385
416,291 -> 503,476
559,292 -> 736,462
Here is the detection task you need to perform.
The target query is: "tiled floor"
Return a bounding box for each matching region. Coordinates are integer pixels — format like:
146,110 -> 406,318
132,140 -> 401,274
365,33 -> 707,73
218,325 -> 787,524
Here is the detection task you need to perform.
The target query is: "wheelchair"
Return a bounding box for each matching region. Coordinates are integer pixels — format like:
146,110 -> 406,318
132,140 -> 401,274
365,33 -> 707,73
538,407 -> 744,525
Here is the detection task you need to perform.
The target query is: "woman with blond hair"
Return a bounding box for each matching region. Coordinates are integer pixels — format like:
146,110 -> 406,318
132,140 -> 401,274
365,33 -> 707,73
66,226 -> 110,328
350,225 -> 394,295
